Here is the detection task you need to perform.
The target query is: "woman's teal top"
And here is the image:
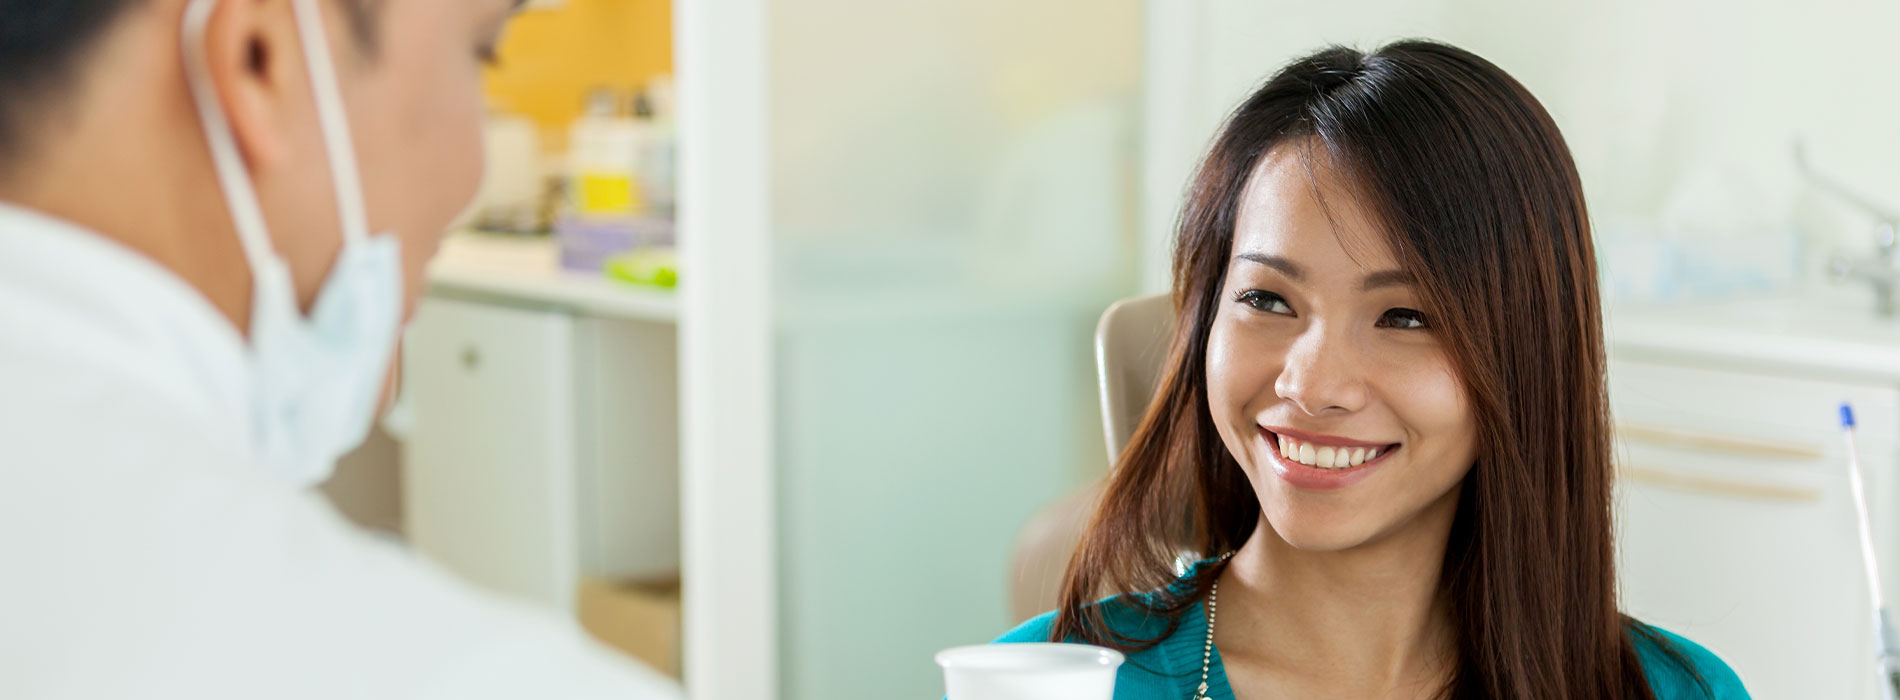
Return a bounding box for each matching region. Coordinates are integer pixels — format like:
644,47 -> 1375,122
993,569 -> 1749,699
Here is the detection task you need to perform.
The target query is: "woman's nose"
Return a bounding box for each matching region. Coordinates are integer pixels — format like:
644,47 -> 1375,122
1273,324 -> 1368,416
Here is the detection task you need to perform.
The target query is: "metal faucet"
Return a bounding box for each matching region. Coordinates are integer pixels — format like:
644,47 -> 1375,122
1798,143 -> 1900,317
1828,224 -> 1900,318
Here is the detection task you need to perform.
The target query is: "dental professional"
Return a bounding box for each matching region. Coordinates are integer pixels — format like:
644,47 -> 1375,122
0,1 -> 681,698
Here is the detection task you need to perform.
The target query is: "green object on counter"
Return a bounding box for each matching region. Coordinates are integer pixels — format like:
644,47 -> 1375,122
604,248 -> 678,289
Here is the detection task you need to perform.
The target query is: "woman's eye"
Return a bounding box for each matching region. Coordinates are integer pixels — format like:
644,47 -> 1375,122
1235,290 -> 1293,316
1377,308 -> 1429,329
476,44 -> 502,67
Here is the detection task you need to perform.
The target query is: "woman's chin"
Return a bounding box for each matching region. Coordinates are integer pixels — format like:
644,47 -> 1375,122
1261,506 -> 1383,552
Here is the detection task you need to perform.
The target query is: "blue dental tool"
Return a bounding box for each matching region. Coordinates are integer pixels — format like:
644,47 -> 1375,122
1842,403 -> 1900,700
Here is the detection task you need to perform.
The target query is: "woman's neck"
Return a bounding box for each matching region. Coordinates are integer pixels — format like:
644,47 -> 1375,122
1216,489 -> 1461,697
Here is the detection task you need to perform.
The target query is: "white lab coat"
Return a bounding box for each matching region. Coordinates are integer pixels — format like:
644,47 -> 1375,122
0,203 -> 684,700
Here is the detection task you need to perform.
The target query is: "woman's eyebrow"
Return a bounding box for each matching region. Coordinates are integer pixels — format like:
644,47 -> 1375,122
1233,252 -> 1304,280
1235,252 -> 1411,290
1361,269 -> 1413,290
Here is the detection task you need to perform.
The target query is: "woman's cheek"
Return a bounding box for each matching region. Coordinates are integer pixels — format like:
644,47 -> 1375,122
1204,319 -> 1259,443
1391,357 -> 1476,467
1207,319 -> 1286,437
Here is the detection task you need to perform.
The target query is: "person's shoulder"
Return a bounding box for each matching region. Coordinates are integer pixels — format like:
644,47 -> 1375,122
993,609 -> 1059,643
1628,622 -> 1750,700
992,594 -> 1178,644
997,560 -> 1220,644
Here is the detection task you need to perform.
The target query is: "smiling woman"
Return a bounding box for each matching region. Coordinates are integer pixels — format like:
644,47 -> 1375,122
1209,144 -> 1481,552
990,40 -> 1750,700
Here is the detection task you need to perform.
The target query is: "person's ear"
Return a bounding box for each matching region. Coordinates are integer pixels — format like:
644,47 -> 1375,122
197,0 -> 308,171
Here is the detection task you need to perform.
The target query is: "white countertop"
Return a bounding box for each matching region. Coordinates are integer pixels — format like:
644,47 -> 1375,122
424,231 -> 677,322
1607,287 -> 1900,383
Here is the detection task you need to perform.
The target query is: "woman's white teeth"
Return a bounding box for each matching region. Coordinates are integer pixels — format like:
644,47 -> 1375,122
1278,436 -> 1382,469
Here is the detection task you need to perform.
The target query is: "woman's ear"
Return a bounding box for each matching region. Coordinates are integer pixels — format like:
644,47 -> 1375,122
197,0 -> 309,171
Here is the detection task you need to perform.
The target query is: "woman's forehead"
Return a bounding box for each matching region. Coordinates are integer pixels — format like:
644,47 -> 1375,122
1232,144 -> 1397,272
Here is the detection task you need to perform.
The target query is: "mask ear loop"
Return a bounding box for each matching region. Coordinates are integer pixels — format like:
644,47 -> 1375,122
287,0 -> 371,246
180,0 -> 280,282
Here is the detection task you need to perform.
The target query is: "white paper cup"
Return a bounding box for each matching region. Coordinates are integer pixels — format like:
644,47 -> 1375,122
936,643 -> 1124,700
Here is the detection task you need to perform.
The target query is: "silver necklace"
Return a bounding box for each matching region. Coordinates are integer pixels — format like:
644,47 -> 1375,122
1192,577 -> 1220,700
1193,553 -> 1233,700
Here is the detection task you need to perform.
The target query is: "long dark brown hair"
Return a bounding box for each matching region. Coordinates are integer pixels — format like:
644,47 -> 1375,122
1051,40 -> 1703,699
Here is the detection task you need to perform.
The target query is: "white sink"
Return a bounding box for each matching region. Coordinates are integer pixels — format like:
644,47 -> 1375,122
1607,286 -> 1900,382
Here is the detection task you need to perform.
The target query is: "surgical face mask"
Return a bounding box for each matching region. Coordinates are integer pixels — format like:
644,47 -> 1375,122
181,0 -> 402,487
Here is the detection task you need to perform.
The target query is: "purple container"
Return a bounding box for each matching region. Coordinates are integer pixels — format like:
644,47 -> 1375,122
557,213 -> 676,273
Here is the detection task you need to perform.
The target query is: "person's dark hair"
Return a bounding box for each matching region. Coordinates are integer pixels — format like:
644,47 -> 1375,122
0,0 -> 140,158
1050,40 -> 1710,699
0,0 -> 379,162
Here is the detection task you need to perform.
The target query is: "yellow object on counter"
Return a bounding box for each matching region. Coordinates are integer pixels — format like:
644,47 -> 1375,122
578,172 -> 641,215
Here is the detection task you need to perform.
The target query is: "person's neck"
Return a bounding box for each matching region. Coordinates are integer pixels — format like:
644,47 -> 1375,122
1217,491 -> 1461,696
0,28 -> 252,336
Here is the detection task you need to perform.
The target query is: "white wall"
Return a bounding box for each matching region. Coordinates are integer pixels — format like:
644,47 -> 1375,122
1144,0 -> 1900,301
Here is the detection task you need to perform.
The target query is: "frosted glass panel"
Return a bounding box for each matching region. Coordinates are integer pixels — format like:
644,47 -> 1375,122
766,1 -> 1140,698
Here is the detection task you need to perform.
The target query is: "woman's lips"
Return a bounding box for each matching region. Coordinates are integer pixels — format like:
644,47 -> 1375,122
1258,426 -> 1399,491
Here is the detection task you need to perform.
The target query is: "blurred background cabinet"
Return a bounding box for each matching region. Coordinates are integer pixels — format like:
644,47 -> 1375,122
403,296 -> 582,609
399,235 -> 681,613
